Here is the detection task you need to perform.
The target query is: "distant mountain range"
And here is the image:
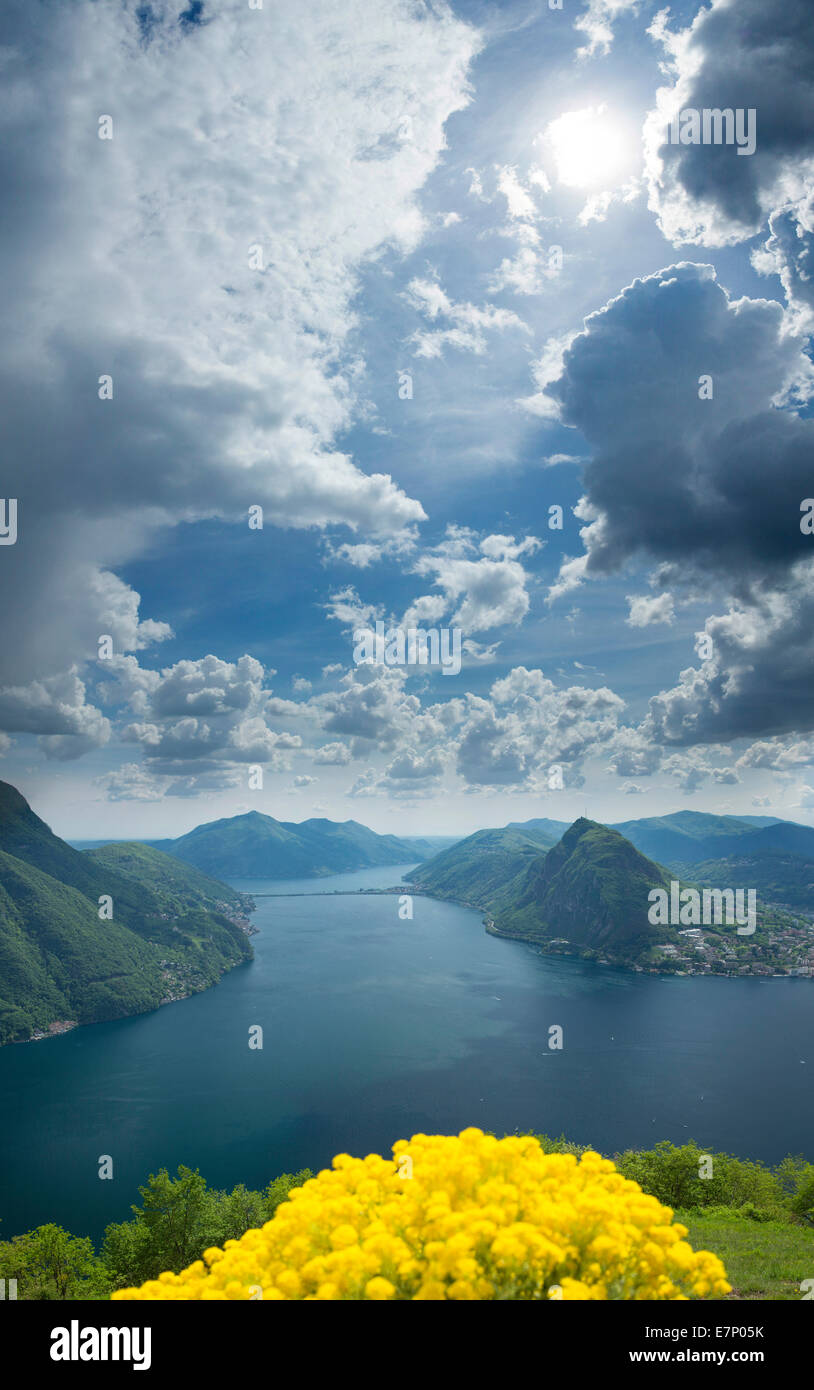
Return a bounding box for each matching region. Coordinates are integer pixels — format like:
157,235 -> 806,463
504,811 -> 814,870
0,781 -> 255,1045
72,807 -> 814,885
146,813 -> 454,880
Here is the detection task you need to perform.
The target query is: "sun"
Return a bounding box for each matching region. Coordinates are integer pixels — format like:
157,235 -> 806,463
542,105 -> 629,189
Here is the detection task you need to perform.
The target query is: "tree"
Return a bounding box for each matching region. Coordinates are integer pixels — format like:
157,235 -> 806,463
0,1224 -> 107,1300
265,1169 -> 314,1219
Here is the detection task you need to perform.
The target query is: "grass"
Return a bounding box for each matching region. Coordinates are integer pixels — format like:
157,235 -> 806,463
676,1209 -> 814,1300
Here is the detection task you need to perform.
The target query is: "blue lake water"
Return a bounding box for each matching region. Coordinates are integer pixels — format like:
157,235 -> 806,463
1,862 -> 813,1242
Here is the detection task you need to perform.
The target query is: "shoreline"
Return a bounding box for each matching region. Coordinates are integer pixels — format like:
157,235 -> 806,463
403,882 -> 813,981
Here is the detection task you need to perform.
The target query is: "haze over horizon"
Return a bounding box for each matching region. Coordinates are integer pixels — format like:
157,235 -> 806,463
4,0 -> 814,840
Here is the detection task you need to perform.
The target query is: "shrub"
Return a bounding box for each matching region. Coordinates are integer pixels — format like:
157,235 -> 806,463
613,1141 -> 785,1218
112,1129 -> 730,1301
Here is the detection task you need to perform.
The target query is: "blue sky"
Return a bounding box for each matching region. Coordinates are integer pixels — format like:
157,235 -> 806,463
2,0 -> 814,839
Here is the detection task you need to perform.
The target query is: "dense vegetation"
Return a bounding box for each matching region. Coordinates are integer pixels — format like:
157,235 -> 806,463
406,824 -> 558,908
0,781 -> 255,1044
0,1165 -> 313,1299
3,1137 -> 812,1300
493,819 -> 677,962
671,847 -> 814,917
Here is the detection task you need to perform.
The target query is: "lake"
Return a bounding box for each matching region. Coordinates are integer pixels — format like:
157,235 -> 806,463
1,863 -> 813,1243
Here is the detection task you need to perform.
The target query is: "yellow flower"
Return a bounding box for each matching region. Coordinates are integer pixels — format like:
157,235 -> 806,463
112,1130 -> 730,1302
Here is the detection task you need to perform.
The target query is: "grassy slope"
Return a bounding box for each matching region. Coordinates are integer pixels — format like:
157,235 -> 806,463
677,1211 -> 814,1300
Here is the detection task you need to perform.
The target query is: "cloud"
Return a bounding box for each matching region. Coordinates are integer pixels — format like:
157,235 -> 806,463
324,586 -> 384,631
547,263 -> 814,592
455,667 -> 625,789
626,593 -> 675,627
575,0 -> 640,59
94,653 -> 306,790
0,671 -> 111,759
411,530 -> 541,634
753,192 -> 814,330
0,0 -> 479,704
495,166 -> 539,220
378,747 -> 446,798
641,580 -> 814,745
644,0 -> 814,247
312,741 -> 352,765
404,276 -> 528,357
737,737 -> 814,772
318,663 -> 441,750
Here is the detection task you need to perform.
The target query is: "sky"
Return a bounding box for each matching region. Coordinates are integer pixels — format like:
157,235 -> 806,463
2,0 -> 814,840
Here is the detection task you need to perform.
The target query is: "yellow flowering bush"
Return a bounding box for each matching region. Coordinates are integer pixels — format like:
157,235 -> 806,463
112,1129 -> 730,1301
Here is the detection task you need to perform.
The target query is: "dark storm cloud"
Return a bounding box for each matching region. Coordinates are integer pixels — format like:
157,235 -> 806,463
647,0 -> 814,243
548,262 -> 813,587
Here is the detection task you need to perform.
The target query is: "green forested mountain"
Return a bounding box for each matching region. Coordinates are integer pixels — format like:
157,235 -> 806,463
493,819 -> 677,962
406,824 -> 559,908
607,811 -> 797,866
159,809 -> 446,879
0,781 -> 254,1046
85,841 -> 248,916
670,847 -> 814,916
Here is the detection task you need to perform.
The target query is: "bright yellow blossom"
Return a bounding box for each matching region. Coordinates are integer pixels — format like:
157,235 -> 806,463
112,1130 -> 730,1302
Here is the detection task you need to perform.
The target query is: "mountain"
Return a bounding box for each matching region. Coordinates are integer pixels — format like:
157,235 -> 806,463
508,817 -> 570,839
406,824 -> 559,908
0,781 -> 255,1046
501,810 -> 813,872
160,810 -> 452,879
671,847 -> 814,917
607,811 -> 794,866
492,819 -> 676,962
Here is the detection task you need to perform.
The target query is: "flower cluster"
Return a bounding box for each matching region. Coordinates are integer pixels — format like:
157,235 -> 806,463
112,1129 -> 730,1301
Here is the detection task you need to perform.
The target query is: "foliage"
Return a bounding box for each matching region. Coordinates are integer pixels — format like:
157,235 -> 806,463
406,825 -> 557,909
7,1135 -> 814,1301
0,1224 -> 108,1300
100,1165 -> 315,1290
165,809 -> 430,880
111,1130 -> 730,1301
612,1140 -> 787,1219
0,780 -> 253,1044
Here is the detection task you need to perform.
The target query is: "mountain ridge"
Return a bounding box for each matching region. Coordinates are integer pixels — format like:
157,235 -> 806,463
156,809 -> 453,879
0,780 -> 255,1045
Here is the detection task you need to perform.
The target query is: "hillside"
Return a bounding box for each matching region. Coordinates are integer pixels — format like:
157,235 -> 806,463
608,811 -> 799,867
671,846 -> 814,917
85,841 -> 250,917
0,781 -> 255,1046
405,824 -> 559,909
493,819 -> 677,963
161,810 -> 446,879
0,847 -> 164,1044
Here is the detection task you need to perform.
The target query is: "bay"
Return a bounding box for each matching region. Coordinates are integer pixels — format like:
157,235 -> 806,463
1,863 -> 813,1243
